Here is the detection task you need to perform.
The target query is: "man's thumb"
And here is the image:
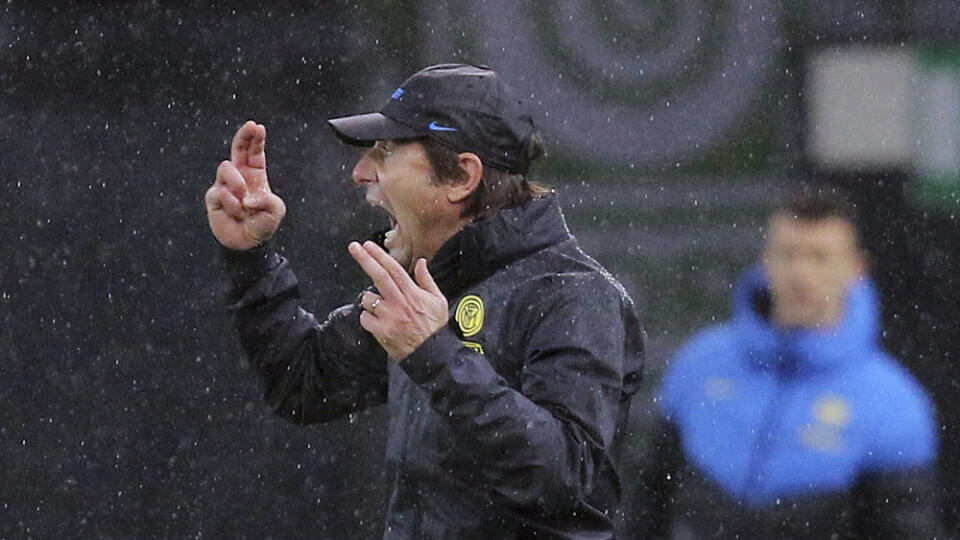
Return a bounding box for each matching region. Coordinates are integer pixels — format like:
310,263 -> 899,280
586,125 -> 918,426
414,258 -> 441,295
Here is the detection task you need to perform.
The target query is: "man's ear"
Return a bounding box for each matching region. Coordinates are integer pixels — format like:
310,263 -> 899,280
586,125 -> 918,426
446,152 -> 483,204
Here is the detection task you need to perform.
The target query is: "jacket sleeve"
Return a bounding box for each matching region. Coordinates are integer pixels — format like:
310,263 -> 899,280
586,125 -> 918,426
853,364 -> 944,539
642,418 -> 685,539
630,344 -> 699,539
616,415 -> 685,540
398,273 -> 643,512
223,246 -> 388,424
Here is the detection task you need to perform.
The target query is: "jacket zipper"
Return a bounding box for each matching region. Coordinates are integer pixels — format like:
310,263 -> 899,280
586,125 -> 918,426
743,343 -> 798,499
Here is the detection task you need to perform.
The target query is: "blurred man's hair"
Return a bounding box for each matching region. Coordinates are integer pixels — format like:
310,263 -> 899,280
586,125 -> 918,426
419,134 -> 550,219
774,183 -> 859,226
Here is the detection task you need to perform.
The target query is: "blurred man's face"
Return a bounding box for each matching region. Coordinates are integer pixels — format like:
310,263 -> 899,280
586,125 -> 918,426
763,213 -> 865,329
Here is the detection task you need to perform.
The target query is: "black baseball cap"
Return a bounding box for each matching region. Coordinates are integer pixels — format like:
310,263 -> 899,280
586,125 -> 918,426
328,63 -> 536,174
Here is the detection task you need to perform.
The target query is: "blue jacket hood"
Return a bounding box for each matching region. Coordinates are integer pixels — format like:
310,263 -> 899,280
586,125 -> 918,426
731,266 -> 881,375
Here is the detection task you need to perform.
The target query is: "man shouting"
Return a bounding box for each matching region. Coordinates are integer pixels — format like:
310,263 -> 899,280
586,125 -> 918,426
205,63 -> 645,539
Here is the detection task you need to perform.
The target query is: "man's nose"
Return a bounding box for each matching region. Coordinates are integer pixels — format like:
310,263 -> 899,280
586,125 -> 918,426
352,154 -> 375,185
787,258 -> 818,286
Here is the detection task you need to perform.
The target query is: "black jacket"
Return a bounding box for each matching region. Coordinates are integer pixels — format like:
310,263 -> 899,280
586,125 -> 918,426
224,194 -> 645,539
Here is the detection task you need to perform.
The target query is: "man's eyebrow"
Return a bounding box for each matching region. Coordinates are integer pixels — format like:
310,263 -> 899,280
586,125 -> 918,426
369,140 -> 396,162
368,141 -> 388,162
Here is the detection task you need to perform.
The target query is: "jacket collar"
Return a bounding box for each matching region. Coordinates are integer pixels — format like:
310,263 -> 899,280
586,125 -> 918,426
732,266 -> 881,375
427,193 -> 572,297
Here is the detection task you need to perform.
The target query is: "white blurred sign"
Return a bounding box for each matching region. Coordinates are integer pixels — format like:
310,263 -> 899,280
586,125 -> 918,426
806,45 -> 960,210
805,46 -> 913,169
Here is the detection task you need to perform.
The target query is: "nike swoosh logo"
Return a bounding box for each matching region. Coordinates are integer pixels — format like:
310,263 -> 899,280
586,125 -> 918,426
428,121 -> 458,132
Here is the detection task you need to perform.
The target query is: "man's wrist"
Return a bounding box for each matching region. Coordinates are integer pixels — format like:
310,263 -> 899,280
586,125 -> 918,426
399,326 -> 464,384
221,242 -> 281,288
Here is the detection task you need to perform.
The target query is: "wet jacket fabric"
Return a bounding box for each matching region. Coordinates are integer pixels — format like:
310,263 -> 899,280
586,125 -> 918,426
224,194 -> 645,539
635,266 -> 941,539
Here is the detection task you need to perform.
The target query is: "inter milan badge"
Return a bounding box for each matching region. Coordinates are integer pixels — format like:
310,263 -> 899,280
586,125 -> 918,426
455,295 -> 485,338
814,395 -> 851,427
799,394 -> 852,453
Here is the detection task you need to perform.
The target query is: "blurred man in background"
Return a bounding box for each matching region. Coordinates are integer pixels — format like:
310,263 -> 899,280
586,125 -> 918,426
204,63 -> 644,539
632,185 -> 942,538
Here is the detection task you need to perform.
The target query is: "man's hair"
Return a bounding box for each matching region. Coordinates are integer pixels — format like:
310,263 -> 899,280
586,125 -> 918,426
419,135 -> 550,219
773,183 -> 859,224
771,183 -> 863,247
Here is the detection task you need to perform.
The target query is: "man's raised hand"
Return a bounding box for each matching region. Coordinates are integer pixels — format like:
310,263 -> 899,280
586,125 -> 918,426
205,121 -> 287,250
349,241 -> 449,361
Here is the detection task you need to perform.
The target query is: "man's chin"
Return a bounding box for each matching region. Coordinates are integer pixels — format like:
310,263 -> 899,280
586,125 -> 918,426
776,309 -> 823,329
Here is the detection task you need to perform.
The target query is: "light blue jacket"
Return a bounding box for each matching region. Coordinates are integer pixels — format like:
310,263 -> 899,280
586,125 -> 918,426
659,266 -> 937,506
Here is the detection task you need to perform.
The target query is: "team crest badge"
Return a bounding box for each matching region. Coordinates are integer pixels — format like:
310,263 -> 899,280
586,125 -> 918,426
814,395 -> 851,427
800,394 -> 852,453
455,295 -> 484,337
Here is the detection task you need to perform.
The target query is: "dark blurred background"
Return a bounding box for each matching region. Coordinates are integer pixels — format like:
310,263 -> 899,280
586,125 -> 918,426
1,1 -> 958,538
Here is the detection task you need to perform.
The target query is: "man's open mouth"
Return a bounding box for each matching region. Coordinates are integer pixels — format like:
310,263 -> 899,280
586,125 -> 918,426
373,204 -> 401,251
384,220 -> 401,250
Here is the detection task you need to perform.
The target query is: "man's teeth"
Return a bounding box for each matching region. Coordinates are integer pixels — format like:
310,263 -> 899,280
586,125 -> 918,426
384,228 -> 397,249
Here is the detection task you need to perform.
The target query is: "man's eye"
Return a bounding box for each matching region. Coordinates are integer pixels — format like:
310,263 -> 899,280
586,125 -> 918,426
369,144 -> 391,162
373,142 -> 394,161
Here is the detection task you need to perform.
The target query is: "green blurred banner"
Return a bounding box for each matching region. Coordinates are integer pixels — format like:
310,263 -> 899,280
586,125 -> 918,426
913,46 -> 960,212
